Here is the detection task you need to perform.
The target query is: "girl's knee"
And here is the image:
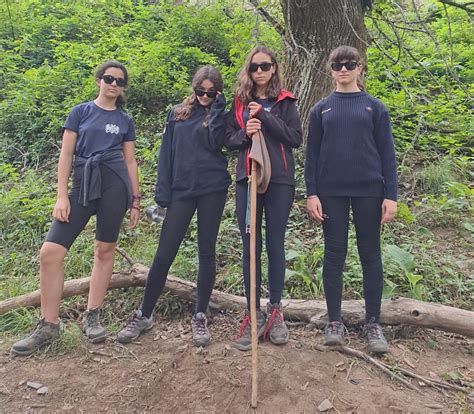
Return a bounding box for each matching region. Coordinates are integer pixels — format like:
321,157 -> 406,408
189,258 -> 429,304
94,242 -> 116,262
40,242 -> 67,266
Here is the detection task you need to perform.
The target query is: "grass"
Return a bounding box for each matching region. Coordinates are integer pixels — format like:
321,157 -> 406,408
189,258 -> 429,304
1,154 -> 473,343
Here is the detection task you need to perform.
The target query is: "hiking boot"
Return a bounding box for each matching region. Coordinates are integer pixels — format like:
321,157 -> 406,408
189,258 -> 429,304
117,309 -> 154,344
364,317 -> 389,353
191,312 -> 211,347
82,308 -> 106,344
233,309 -> 266,351
324,321 -> 346,346
264,302 -> 289,345
10,319 -> 60,356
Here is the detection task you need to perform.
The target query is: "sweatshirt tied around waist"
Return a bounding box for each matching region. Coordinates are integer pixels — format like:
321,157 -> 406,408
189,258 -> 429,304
74,149 -> 132,208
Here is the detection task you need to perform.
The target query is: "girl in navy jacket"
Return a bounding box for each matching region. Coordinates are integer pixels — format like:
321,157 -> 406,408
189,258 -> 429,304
305,45 -> 397,353
118,66 -> 231,347
226,45 -> 302,351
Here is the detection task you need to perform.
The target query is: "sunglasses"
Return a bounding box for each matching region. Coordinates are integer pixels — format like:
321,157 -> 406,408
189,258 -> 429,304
249,62 -> 273,73
194,89 -> 218,98
330,61 -> 358,71
101,74 -> 127,87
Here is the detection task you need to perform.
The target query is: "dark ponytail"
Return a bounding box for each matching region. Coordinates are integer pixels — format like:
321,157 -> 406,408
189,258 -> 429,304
95,60 -> 129,108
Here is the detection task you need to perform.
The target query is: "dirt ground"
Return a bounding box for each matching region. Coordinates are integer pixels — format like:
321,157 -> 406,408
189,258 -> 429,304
0,311 -> 472,413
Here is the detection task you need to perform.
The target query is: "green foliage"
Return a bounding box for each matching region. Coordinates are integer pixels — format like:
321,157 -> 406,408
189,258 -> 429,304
0,0 -> 472,341
384,244 -> 424,300
366,2 -> 473,154
0,0 -> 280,165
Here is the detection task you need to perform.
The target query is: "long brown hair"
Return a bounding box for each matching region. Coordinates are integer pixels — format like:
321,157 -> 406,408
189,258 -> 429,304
95,60 -> 128,108
327,45 -> 365,91
174,65 -> 223,127
236,45 -> 282,105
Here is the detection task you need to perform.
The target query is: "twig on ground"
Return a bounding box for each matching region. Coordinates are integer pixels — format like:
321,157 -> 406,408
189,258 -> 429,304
112,342 -> 139,361
336,345 -> 471,394
115,247 -> 135,268
335,346 -> 417,390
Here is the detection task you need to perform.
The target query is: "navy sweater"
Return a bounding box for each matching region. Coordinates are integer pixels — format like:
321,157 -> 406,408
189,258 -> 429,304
305,91 -> 397,201
154,94 -> 231,207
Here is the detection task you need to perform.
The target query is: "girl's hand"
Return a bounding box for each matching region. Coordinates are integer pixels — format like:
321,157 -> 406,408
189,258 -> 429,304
306,196 -> 324,223
53,196 -> 70,222
381,199 -> 397,224
129,206 -> 140,229
248,101 -> 262,118
246,118 -> 262,137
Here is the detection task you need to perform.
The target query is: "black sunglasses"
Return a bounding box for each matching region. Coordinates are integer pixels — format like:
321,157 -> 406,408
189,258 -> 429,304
249,62 -> 273,73
194,88 -> 218,98
330,61 -> 358,71
101,74 -> 127,87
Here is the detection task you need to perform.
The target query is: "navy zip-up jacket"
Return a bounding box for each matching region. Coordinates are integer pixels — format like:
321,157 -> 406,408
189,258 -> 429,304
225,90 -> 303,186
154,94 -> 231,207
305,91 -> 397,201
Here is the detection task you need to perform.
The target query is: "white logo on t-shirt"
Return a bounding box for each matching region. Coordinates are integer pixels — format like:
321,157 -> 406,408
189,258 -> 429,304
105,124 -> 120,134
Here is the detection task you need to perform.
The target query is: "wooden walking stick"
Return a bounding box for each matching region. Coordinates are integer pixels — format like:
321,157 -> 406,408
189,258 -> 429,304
249,157 -> 258,408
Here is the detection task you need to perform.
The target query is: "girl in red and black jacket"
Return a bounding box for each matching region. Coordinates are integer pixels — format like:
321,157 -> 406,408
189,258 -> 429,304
226,45 -> 302,351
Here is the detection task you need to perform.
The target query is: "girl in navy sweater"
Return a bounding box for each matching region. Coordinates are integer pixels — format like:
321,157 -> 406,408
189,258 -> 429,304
226,45 -> 302,351
118,66 -> 231,347
305,45 -> 397,353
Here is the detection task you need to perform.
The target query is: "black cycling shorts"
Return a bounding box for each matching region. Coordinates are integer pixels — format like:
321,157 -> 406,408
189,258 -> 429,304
45,165 -> 128,249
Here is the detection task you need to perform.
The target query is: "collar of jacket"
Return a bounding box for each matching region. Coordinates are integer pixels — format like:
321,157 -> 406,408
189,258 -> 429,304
233,89 -> 297,129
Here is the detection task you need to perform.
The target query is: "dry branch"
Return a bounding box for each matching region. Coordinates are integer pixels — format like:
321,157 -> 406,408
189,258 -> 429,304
336,345 -> 471,394
1,264 -> 473,338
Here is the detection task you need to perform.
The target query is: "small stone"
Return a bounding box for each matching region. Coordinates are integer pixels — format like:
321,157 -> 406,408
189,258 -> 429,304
318,398 -> 333,412
26,382 -> 43,390
301,381 -> 309,391
224,344 -> 231,351
37,386 -> 48,395
18,380 -> 25,386
335,361 -> 345,367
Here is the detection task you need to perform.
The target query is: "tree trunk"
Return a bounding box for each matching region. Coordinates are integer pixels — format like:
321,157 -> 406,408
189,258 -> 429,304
279,0 -> 367,131
1,264 -> 473,337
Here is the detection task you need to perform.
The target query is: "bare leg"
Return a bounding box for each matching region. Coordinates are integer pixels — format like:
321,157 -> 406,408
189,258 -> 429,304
39,241 -> 68,323
87,240 -> 116,309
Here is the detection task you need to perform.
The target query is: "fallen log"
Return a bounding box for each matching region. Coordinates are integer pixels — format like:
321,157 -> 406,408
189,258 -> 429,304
1,264 -> 473,337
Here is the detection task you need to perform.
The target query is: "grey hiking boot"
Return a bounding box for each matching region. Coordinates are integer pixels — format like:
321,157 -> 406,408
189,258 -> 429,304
11,319 -> 60,356
233,309 -> 266,351
324,321 -> 346,346
364,317 -> 389,353
117,309 -> 153,344
82,308 -> 106,344
191,312 -> 211,347
264,302 -> 289,345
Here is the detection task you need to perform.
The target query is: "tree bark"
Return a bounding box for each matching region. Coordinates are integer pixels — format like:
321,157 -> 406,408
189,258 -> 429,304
1,264 -> 473,337
279,0 -> 368,131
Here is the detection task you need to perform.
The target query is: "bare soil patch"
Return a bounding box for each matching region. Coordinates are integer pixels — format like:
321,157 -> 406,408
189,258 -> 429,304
0,311 -> 472,413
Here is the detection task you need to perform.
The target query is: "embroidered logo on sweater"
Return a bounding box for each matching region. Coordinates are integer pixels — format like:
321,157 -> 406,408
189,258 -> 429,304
366,106 -> 373,112
321,108 -> 332,114
105,124 -> 120,134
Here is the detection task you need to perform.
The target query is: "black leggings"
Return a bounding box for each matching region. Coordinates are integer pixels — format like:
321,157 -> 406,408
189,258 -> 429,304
141,191 -> 227,318
319,196 -> 384,324
236,181 -> 294,309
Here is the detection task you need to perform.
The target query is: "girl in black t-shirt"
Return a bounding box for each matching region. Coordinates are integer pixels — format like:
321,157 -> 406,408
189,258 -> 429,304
11,61 -> 140,356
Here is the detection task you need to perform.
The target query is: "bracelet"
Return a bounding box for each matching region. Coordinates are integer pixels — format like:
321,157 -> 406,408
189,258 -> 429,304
131,205 -> 141,211
307,195 -> 318,199
132,194 -> 142,201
